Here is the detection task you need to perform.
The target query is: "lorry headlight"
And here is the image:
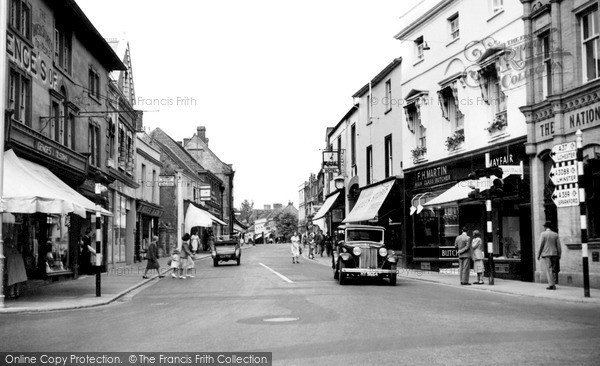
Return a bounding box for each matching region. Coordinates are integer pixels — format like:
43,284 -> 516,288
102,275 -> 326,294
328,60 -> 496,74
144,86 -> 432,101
379,248 -> 388,257
352,247 -> 361,256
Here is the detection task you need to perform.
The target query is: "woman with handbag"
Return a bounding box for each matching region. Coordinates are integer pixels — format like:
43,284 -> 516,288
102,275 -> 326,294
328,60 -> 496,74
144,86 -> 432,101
143,236 -> 164,279
471,230 -> 485,285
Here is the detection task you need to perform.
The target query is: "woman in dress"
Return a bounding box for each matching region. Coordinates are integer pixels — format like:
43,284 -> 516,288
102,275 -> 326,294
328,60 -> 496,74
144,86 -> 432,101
291,232 -> 301,263
471,230 -> 484,284
143,236 -> 163,279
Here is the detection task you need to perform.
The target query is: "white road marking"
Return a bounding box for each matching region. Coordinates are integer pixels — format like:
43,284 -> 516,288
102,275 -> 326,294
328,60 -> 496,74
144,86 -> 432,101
259,263 -> 294,283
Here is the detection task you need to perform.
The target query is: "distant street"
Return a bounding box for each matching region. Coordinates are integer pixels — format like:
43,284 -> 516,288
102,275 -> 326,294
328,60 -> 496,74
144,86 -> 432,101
1,244 -> 600,365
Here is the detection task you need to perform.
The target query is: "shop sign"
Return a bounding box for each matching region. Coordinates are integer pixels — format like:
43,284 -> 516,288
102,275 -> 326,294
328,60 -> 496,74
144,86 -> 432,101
495,264 -> 509,273
322,150 -> 340,173
414,165 -> 452,188
549,163 -> 578,185
6,31 -> 58,89
34,141 -> 69,163
158,175 -> 175,186
439,246 -> 458,258
200,185 -> 211,201
552,185 -> 579,208
566,102 -> 600,132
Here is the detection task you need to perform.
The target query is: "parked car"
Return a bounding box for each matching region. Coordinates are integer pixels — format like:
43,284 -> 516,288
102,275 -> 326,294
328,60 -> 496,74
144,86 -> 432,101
211,234 -> 241,266
332,224 -> 398,285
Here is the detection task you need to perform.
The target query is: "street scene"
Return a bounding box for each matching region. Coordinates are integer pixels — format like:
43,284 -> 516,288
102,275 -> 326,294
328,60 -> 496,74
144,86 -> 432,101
1,0 -> 600,365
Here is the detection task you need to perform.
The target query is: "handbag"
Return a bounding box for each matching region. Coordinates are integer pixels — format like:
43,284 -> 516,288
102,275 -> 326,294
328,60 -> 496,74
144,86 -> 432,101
299,247 -> 302,255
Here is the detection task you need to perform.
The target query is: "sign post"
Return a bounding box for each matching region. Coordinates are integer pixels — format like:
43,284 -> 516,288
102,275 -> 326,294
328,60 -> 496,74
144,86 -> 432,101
575,130 -> 590,297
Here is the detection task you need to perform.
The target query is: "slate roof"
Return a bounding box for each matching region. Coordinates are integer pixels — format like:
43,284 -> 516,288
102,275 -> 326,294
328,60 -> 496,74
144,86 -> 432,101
149,128 -> 207,177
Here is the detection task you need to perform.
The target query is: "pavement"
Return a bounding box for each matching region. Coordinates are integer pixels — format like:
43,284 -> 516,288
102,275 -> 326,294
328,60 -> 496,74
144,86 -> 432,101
1,244 -> 598,314
0,251 -> 215,314
301,248 -> 600,305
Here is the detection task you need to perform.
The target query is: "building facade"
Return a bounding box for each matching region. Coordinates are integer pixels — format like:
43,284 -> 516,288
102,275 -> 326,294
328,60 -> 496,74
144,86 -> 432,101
520,0 -> 600,288
396,0 -> 531,279
135,132 -> 163,260
4,0 -> 126,279
184,126 -> 235,234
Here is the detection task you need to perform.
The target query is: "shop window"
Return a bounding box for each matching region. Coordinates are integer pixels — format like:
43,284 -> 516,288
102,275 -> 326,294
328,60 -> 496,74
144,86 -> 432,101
8,67 -> 31,126
581,8 -> 600,82
414,208 -> 440,247
585,157 -> 600,240
44,214 -> 71,274
9,0 -> 31,40
441,206 -> 459,246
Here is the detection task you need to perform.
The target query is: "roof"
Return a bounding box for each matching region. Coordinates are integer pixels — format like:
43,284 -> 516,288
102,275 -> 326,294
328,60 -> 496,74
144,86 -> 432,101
149,128 -> 208,177
394,0 -> 454,40
55,0 -> 126,71
184,133 -> 233,175
352,58 -> 402,98
328,104 -> 359,139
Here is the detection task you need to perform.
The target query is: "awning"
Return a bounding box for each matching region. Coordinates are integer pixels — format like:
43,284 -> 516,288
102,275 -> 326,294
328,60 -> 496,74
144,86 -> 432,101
233,223 -> 245,233
2,149 -> 110,218
313,192 -> 341,220
207,212 -> 226,226
423,176 -> 497,208
184,204 -> 213,232
343,181 -> 395,223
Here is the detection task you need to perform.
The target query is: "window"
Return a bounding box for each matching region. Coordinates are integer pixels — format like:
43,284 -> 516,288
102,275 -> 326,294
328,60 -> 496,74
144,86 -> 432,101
55,22 -> 72,74
152,170 -> 157,203
65,112 -> 75,149
8,68 -> 31,126
404,100 -> 426,150
88,122 -> 101,167
385,80 -> 392,112
141,164 -> 146,200
417,122 -> 427,148
449,14 -> 459,40
415,36 -> 425,61
581,8 -> 600,82
584,157 -> 600,240
9,0 -> 31,39
366,145 -> 373,185
351,124 -> 356,167
107,119 -> 115,160
367,95 -> 372,124
540,33 -> 552,98
384,135 -> 393,178
479,64 -> 506,114
492,0 -> 504,14
438,84 -> 464,132
88,67 -> 101,99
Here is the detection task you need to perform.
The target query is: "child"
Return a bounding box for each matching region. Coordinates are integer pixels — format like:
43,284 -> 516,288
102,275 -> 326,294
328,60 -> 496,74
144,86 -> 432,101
170,250 -> 180,278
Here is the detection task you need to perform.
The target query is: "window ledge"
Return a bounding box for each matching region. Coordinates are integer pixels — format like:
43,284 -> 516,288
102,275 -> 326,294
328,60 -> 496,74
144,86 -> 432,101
488,132 -> 510,143
384,108 -> 392,115
447,146 -> 466,155
566,242 -> 600,250
487,9 -> 504,22
446,37 -> 460,47
88,93 -> 102,105
413,59 -> 425,67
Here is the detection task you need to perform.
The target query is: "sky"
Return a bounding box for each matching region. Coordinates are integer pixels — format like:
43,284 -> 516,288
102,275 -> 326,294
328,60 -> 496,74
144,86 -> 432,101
75,0 -> 431,209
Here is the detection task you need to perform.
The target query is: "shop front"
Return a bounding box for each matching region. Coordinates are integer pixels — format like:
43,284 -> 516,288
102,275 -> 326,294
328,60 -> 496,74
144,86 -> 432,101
312,190 -> 345,238
404,138 -> 533,281
524,84 -> 600,288
136,201 -> 163,262
342,177 -> 404,252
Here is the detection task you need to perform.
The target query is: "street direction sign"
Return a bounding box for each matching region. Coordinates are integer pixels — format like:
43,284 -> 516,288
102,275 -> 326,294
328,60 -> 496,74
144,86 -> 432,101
552,186 -> 579,207
550,149 -> 577,163
551,141 -> 577,154
549,164 -> 578,185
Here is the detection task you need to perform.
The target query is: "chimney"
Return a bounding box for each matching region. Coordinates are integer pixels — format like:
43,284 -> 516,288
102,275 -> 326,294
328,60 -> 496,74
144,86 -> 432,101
183,138 -> 190,147
264,204 -> 271,210
197,126 -> 208,145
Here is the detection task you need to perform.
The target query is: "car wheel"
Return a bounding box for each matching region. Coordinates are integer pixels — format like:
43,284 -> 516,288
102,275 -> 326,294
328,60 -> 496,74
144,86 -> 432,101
339,262 -> 347,285
213,259 -> 218,267
389,273 -> 397,286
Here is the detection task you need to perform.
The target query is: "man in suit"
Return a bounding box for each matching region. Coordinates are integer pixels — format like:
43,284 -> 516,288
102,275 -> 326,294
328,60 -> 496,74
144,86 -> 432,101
537,221 -> 561,290
455,227 -> 472,285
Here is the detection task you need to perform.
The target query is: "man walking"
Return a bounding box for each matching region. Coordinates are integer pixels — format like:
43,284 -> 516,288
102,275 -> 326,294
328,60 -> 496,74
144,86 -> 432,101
455,227 -> 472,285
537,221 -> 561,290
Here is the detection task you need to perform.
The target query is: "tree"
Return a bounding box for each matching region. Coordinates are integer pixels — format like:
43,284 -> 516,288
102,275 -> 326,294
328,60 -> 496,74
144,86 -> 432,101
274,211 -> 298,242
239,199 -> 254,225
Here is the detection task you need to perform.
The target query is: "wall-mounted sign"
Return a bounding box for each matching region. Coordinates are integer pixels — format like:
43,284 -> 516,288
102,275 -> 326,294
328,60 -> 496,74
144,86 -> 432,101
200,185 -> 211,201
322,150 -> 340,172
552,185 -> 579,207
414,165 -> 452,188
549,162 -> 578,185
34,141 -> 69,163
158,175 -> 175,187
